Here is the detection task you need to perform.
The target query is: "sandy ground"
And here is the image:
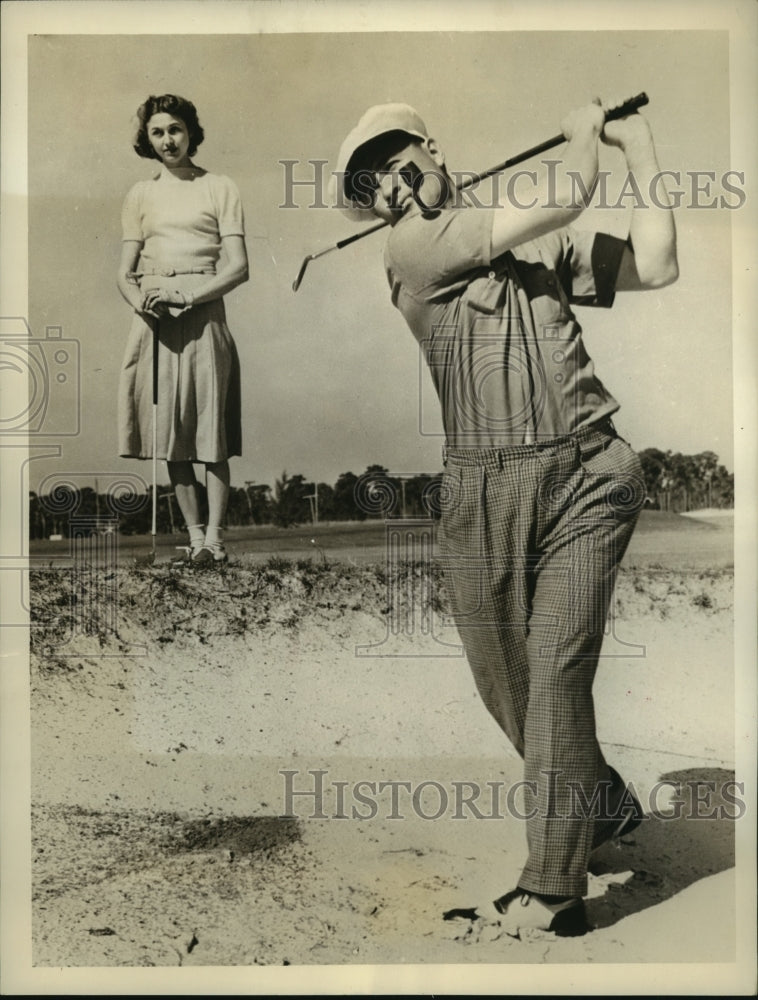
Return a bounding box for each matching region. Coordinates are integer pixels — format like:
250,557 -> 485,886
27,513 -> 745,977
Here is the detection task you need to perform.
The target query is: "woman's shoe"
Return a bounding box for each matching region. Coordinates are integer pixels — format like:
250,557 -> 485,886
171,545 -> 202,567
192,543 -> 228,565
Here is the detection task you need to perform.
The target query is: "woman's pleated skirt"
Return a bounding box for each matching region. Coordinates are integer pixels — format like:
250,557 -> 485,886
118,295 -> 241,463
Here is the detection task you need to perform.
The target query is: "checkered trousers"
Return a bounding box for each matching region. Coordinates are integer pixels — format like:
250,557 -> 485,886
439,420 -> 645,896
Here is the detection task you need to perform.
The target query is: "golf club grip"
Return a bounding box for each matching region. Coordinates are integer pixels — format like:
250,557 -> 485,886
603,92 -> 649,123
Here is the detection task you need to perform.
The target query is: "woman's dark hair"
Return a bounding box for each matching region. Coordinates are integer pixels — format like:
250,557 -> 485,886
133,94 -> 205,160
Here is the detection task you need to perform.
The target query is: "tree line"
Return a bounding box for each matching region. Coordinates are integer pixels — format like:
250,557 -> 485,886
637,448 -> 733,514
28,450 -> 734,539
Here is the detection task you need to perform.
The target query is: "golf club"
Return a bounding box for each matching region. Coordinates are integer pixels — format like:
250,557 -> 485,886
292,92 -> 649,292
151,319 -> 159,562
134,318 -> 160,568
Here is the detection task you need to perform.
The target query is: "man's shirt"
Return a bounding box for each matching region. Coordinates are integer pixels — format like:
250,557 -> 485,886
384,207 -> 627,446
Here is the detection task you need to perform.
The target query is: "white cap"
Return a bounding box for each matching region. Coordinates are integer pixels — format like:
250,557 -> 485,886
332,103 -> 429,220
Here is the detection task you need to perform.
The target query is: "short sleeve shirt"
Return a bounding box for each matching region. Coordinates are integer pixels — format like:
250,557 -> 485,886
121,166 -> 245,274
384,207 -> 627,446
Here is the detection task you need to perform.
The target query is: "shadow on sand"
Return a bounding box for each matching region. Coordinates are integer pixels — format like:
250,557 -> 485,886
586,766 -> 737,930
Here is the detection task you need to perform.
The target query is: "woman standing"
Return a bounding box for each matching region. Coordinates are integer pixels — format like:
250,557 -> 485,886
117,94 -> 249,564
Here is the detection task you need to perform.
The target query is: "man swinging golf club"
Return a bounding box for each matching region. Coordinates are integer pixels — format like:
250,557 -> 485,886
331,98 -> 678,938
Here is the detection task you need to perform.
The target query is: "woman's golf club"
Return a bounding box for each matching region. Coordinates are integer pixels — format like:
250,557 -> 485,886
134,318 -> 160,568
292,92 -> 649,292
151,319 -> 159,562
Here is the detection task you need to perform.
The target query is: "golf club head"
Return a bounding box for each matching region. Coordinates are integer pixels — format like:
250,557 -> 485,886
292,256 -> 312,292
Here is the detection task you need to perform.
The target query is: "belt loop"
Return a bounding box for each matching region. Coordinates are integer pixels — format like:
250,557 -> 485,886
498,450 -> 504,471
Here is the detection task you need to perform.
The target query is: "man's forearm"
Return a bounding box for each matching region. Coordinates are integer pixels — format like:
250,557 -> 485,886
559,124 -> 601,209
623,141 -> 678,288
491,120 -> 601,256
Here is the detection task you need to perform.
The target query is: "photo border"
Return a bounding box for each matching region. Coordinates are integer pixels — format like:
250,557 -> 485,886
1,1 -> 755,995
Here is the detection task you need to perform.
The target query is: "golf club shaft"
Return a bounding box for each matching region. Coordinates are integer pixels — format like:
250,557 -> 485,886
457,92 -> 648,190
152,322 -> 159,549
292,92 -> 649,291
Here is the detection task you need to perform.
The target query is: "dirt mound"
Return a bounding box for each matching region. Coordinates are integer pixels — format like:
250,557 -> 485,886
29,558 -> 730,658
30,558 -> 439,654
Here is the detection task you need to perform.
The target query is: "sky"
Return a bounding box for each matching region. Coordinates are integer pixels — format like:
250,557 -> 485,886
2,7 -> 745,502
